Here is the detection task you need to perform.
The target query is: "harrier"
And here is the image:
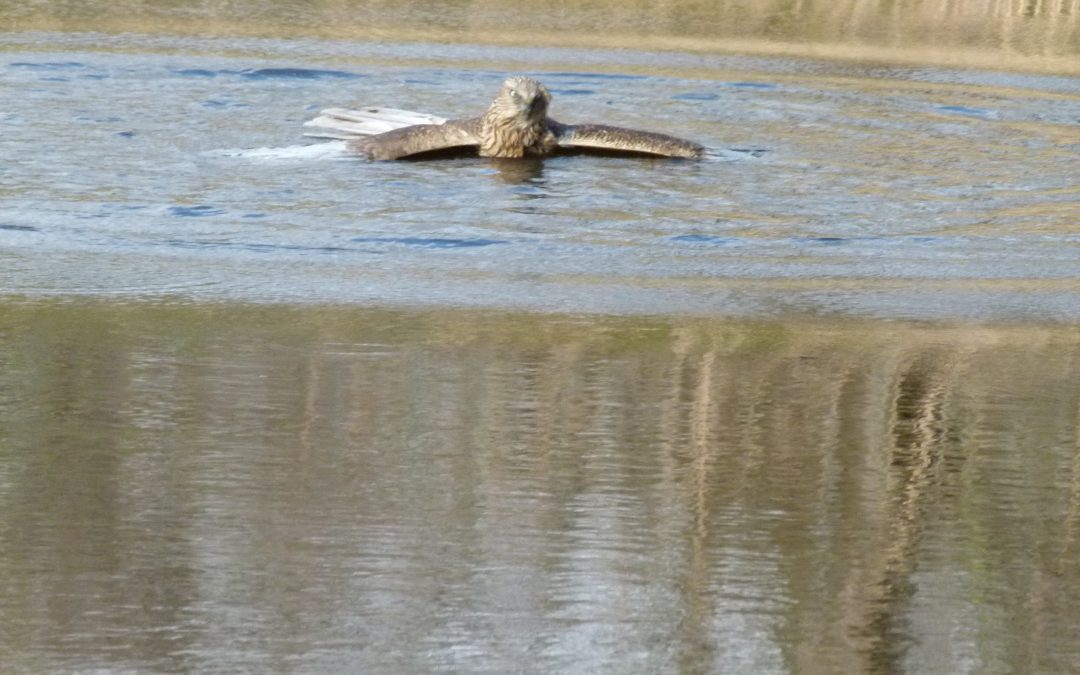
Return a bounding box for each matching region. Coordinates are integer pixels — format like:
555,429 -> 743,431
304,76 -> 705,160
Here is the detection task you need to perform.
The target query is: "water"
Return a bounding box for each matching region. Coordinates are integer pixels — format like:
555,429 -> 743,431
1,302 -> 1079,673
2,33 -> 1079,319
2,3 -> 1080,672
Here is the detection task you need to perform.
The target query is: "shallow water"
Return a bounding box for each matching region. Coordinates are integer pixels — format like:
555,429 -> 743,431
2,3 -> 1080,673
2,32 -> 1079,320
1,301 -> 1079,673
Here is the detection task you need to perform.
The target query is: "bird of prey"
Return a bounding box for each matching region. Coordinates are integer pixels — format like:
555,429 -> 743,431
304,76 -> 705,160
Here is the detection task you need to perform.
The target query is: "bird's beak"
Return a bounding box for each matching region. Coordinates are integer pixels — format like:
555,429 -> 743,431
526,96 -> 543,117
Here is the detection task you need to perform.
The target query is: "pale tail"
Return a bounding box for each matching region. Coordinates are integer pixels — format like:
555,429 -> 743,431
303,107 -> 448,139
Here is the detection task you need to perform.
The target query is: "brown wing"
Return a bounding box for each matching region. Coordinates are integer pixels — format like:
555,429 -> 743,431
550,121 -> 704,159
348,118 -> 482,160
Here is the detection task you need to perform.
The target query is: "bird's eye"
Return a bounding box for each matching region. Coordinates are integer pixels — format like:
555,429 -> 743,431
510,91 -> 522,101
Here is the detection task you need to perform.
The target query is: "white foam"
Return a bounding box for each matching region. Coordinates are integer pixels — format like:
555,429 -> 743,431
207,141 -> 353,161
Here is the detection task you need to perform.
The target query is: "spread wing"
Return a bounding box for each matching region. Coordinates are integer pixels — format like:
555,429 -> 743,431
550,121 -> 704,159
304,107 -> 448,139
347,118 -> 483,160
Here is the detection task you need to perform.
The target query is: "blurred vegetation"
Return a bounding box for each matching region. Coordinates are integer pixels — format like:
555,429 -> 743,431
2,298 -> 1079,670
3,0 -> 1078,73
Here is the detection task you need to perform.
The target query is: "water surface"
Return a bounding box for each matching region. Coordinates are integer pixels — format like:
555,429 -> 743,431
1,301 -> 1079,673
2,32 -> 1078,320
2,3 -> 1080,673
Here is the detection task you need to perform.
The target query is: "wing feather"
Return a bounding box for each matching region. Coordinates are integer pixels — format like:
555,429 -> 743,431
304,107 -> 449,139
347,119 -> 482,160
552,122 -> 704,159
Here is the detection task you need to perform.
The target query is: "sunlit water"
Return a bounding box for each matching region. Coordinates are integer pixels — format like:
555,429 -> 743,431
2,5 -> 1080,673
2,32 -> 1079,320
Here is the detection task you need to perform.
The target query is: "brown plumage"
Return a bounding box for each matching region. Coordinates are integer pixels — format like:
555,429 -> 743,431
307,76 -> 705,160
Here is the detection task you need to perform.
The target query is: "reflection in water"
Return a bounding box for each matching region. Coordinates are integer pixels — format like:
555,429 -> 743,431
1,300 -> 1078,672
487,156 -> 546,185
850,350 -> 960,673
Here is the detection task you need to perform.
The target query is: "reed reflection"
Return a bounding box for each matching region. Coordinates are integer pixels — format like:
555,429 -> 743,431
0,302 -> 1078,672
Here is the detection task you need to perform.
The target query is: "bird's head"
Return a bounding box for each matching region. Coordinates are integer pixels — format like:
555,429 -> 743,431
489,76 -> 551,124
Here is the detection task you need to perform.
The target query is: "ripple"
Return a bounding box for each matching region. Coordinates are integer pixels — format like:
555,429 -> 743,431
173,67 -> 364,80
173,68 -> 220,77
351,237 -> 509,249
671,234 -> 741,245
239,68 -> 364,80
728,81 -> 777,89
673,92 -> 720,101
163,239 -> 369,255
936,104 -> 996,118
167,205 -> 226,217
728,148 -> 768,157
9,61 -> 86,69
202,100 -> 250,109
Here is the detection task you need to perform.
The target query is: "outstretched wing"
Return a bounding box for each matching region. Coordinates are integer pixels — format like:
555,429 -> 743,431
304,107 -> 448,140
348,119 -> 483,160
551,122 -> 704,159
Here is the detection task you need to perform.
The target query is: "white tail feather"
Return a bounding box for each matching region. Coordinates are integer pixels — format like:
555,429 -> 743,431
303,107 -> 448,139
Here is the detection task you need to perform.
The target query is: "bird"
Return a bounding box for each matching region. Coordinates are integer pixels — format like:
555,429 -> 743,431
304,76 -> 705,160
